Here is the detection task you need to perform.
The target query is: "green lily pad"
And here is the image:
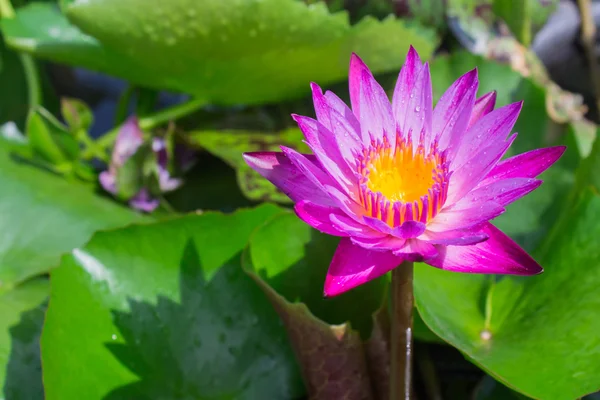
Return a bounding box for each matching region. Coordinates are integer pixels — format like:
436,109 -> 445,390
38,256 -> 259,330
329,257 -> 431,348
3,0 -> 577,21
3,1 -> 437,105
41,204 -> 305,400
0,139 -> 147,288
414,127 -> 600,399
0,3 -> 155,88
0,278 -> 48,399
415,184 -> 600,399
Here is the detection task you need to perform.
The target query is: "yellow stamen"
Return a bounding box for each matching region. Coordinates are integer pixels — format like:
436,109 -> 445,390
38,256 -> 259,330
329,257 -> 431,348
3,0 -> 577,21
366,145 -> 439,203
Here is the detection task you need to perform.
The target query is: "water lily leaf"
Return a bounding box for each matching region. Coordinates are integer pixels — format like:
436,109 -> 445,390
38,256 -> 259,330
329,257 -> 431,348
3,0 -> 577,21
0,3 -> 153,86
2,1 -> 437,105
0,139 -> 147,287
414,127 -> 600,399
416,184 -> 600,399
41,204 -> 305,400
250,274 -> 374,400
0,278 -> 48,399
188,129 -> 308,203
473,376 -> 528,400
244,211 -> 394,399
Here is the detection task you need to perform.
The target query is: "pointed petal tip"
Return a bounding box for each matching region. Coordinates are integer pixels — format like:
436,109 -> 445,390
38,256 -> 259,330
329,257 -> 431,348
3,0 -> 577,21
515,100 -> 525,111
323,278 -> 354,298
485,90 -> 497,100
555,145 -> 568,157
478,90 -> 497,107
241,152 -> 252,162
242,151 -> 269,165
350,52 -> 372,76
458,68 -> 478,88
350,52 -> 365,66
310,81 -> 322,93
323,278 -> 342,298
521,261 -> 544,275
406,45 -> 421,61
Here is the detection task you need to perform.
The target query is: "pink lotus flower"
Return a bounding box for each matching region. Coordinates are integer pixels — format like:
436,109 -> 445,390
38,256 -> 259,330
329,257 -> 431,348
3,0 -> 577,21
243,47 -> 565,297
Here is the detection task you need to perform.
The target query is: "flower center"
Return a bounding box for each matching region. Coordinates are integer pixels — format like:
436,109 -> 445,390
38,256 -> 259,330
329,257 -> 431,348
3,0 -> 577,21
365,145 -> 438,203
357,137 -> 448,227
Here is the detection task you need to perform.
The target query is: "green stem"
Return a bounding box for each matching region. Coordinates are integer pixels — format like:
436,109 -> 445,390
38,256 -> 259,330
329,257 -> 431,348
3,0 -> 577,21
578,0 -> 600,116
390,261 -> 414,400
114,85 -> 135,126
19,54 -> 41,108
1,0 -> 42,108
97,97 -> 207,149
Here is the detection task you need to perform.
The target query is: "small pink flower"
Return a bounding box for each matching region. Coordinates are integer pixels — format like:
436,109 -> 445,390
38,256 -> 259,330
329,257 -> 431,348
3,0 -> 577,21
244,46 -> 565,297
100,116 -> 182,212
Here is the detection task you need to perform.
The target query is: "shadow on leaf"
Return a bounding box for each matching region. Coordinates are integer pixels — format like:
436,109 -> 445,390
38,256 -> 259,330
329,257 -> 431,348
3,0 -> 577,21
3,300 -> 46,400
103,241 -> 304,400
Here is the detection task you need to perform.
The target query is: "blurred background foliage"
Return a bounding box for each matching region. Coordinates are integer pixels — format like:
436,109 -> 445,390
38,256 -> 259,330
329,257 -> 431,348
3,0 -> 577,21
0,0 -> 600,399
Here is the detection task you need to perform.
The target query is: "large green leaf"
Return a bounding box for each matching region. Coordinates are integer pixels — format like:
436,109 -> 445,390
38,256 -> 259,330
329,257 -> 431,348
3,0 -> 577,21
415,184 -> 600,399
2,1 -> 437,105
0,278 -> 48,399
0,3 -> 154,87
41,204 -> 305,400
0,140 -> 146,287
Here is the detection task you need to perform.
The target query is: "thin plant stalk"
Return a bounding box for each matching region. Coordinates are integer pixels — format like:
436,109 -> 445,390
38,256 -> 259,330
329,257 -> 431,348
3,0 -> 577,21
390,261 -> 414,400
0,0 -> 42,109
578,0 -> 600,116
